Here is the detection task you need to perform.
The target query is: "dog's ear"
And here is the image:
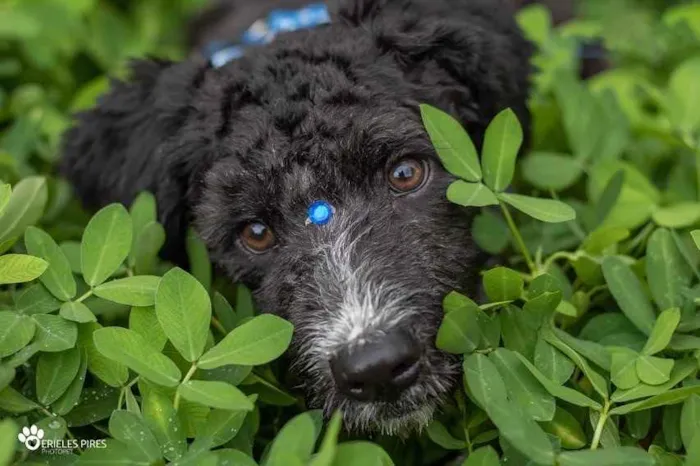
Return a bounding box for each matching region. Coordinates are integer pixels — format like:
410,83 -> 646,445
339,0 -> 533,145
60,58 -> 210,261
331,0 -> 389,24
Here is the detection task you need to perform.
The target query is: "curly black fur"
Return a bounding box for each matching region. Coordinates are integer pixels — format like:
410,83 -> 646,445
60,0 -> 532,433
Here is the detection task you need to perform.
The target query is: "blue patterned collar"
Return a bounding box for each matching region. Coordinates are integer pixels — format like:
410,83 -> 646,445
204,3 -> 331,68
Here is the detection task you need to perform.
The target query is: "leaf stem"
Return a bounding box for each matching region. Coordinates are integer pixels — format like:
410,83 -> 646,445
590,400 -> 611,450
76,290 -> 93,303
499,201 -> 536,274
174,363 -> 198,411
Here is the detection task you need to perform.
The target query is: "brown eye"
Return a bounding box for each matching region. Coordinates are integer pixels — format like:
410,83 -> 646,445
240,222 -> 276,252
388,158 -> 426,193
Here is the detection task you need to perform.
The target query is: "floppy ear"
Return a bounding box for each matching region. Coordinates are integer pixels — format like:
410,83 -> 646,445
334,0 -> 533,144
60,58 -> 210,260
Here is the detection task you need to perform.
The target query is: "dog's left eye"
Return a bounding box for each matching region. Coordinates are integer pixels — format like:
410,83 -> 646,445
388,158 -> 427,193
240,222 -> 276,253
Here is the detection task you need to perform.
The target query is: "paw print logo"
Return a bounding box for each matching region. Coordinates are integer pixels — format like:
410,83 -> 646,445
18,425 -> 44,451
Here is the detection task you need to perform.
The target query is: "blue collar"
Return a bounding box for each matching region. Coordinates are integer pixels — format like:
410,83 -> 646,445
204,3 -> 331,68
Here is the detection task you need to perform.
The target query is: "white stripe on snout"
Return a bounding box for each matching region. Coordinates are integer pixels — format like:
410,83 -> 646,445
302,216 -> 422,361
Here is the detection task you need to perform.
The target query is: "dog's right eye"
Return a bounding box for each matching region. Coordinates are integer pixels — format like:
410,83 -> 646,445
240,222 -> 276,253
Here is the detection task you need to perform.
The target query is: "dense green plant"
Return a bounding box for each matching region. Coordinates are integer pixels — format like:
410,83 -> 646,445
2,1 -> 700,465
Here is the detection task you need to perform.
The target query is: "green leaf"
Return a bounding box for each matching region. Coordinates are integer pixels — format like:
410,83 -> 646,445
14,283 -> 62,315
0,184 -> 10,218
626,409 -> 651,440
78,322 -> 128,387
94,276 -> 160,307
93,327 -> 181,387
109,410 -> 161,463
128,192 -> 157,268
32,314 -> 78,352
558,447 -> 654,466
60,301 -> 96,323
36,347 -> 81,405
662,405 -> 683,452
463,353 -> 508,411
191,406 -> 250,451
419,104 -> 481,182
540,406 -> 587,450
612,358 -> 697,403
464,353 -> 555,465
483,267 -> 523,302
463,446 -> 500,466
426,420 -> 466,450
0,311 -> 36,357
490,348 -> 556,421
692,230 -> 700,250
0,254 -> 47,285
0,419 -> 19,466
178,380 -> 254,411
332,442 -> 394,466
522,152 -> 582,191
133,222 -> 166,275
602,256 -> 657,335
500,305 -> 540,359
611,386 -> 700,415
443,291 -> 478,313
81,203 -> 133,287
129,306 -> 167,352
436,299 -> 480,354
481,108 -> 523,192
24,226 -> 76,301
446,181 -> 499,207
499,193 -> 576,223
0,364 -> 14,392
141,385 -> 187,461
212,292 -> 238,333
636,355 -> 673,385
680,394 -> 700,451
265,410 -> 323,466
472,211 -> 510,254
667,56 -> 700,133
310,411 -> 343,466
551,326 -> 611,371
595,170 -> 625,227
186,229 -> 212,291
198,314 -> 293,369
52,349 -> 88,415
534,337 -> 575,386
642,307 -> 681,356
155,267 -> 211,362
0,386 -> 39,413
0,176 -> 48,243
647,229 -> 690,311
652,203 -> 700,229
542,325 -> 608,399
64,386 -> 120,427
610,348 -> 640,390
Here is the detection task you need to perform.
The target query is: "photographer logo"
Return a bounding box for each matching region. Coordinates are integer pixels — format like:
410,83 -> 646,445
18,425 -> 44,451
17,424 -> 106,454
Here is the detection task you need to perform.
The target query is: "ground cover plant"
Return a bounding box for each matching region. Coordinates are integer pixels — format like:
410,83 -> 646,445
2,0 -> 700,465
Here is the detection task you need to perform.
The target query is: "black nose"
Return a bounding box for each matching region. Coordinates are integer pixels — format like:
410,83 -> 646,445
330,330 -> 421,401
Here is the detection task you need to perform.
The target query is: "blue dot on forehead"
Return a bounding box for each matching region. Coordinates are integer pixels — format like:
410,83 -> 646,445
308,200 -> 334,225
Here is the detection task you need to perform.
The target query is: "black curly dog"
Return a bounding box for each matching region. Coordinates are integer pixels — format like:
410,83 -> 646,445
60,0 -> 532,433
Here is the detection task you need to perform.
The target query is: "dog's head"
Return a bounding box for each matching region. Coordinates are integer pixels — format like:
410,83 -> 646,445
61,0 -> 532,434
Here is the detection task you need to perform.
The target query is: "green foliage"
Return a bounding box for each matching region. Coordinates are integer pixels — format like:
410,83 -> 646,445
1,0 -> 700,465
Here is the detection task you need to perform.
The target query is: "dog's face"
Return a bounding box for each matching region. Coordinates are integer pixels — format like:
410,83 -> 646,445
60,0 -> 531,435
195,80 -> 480,433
